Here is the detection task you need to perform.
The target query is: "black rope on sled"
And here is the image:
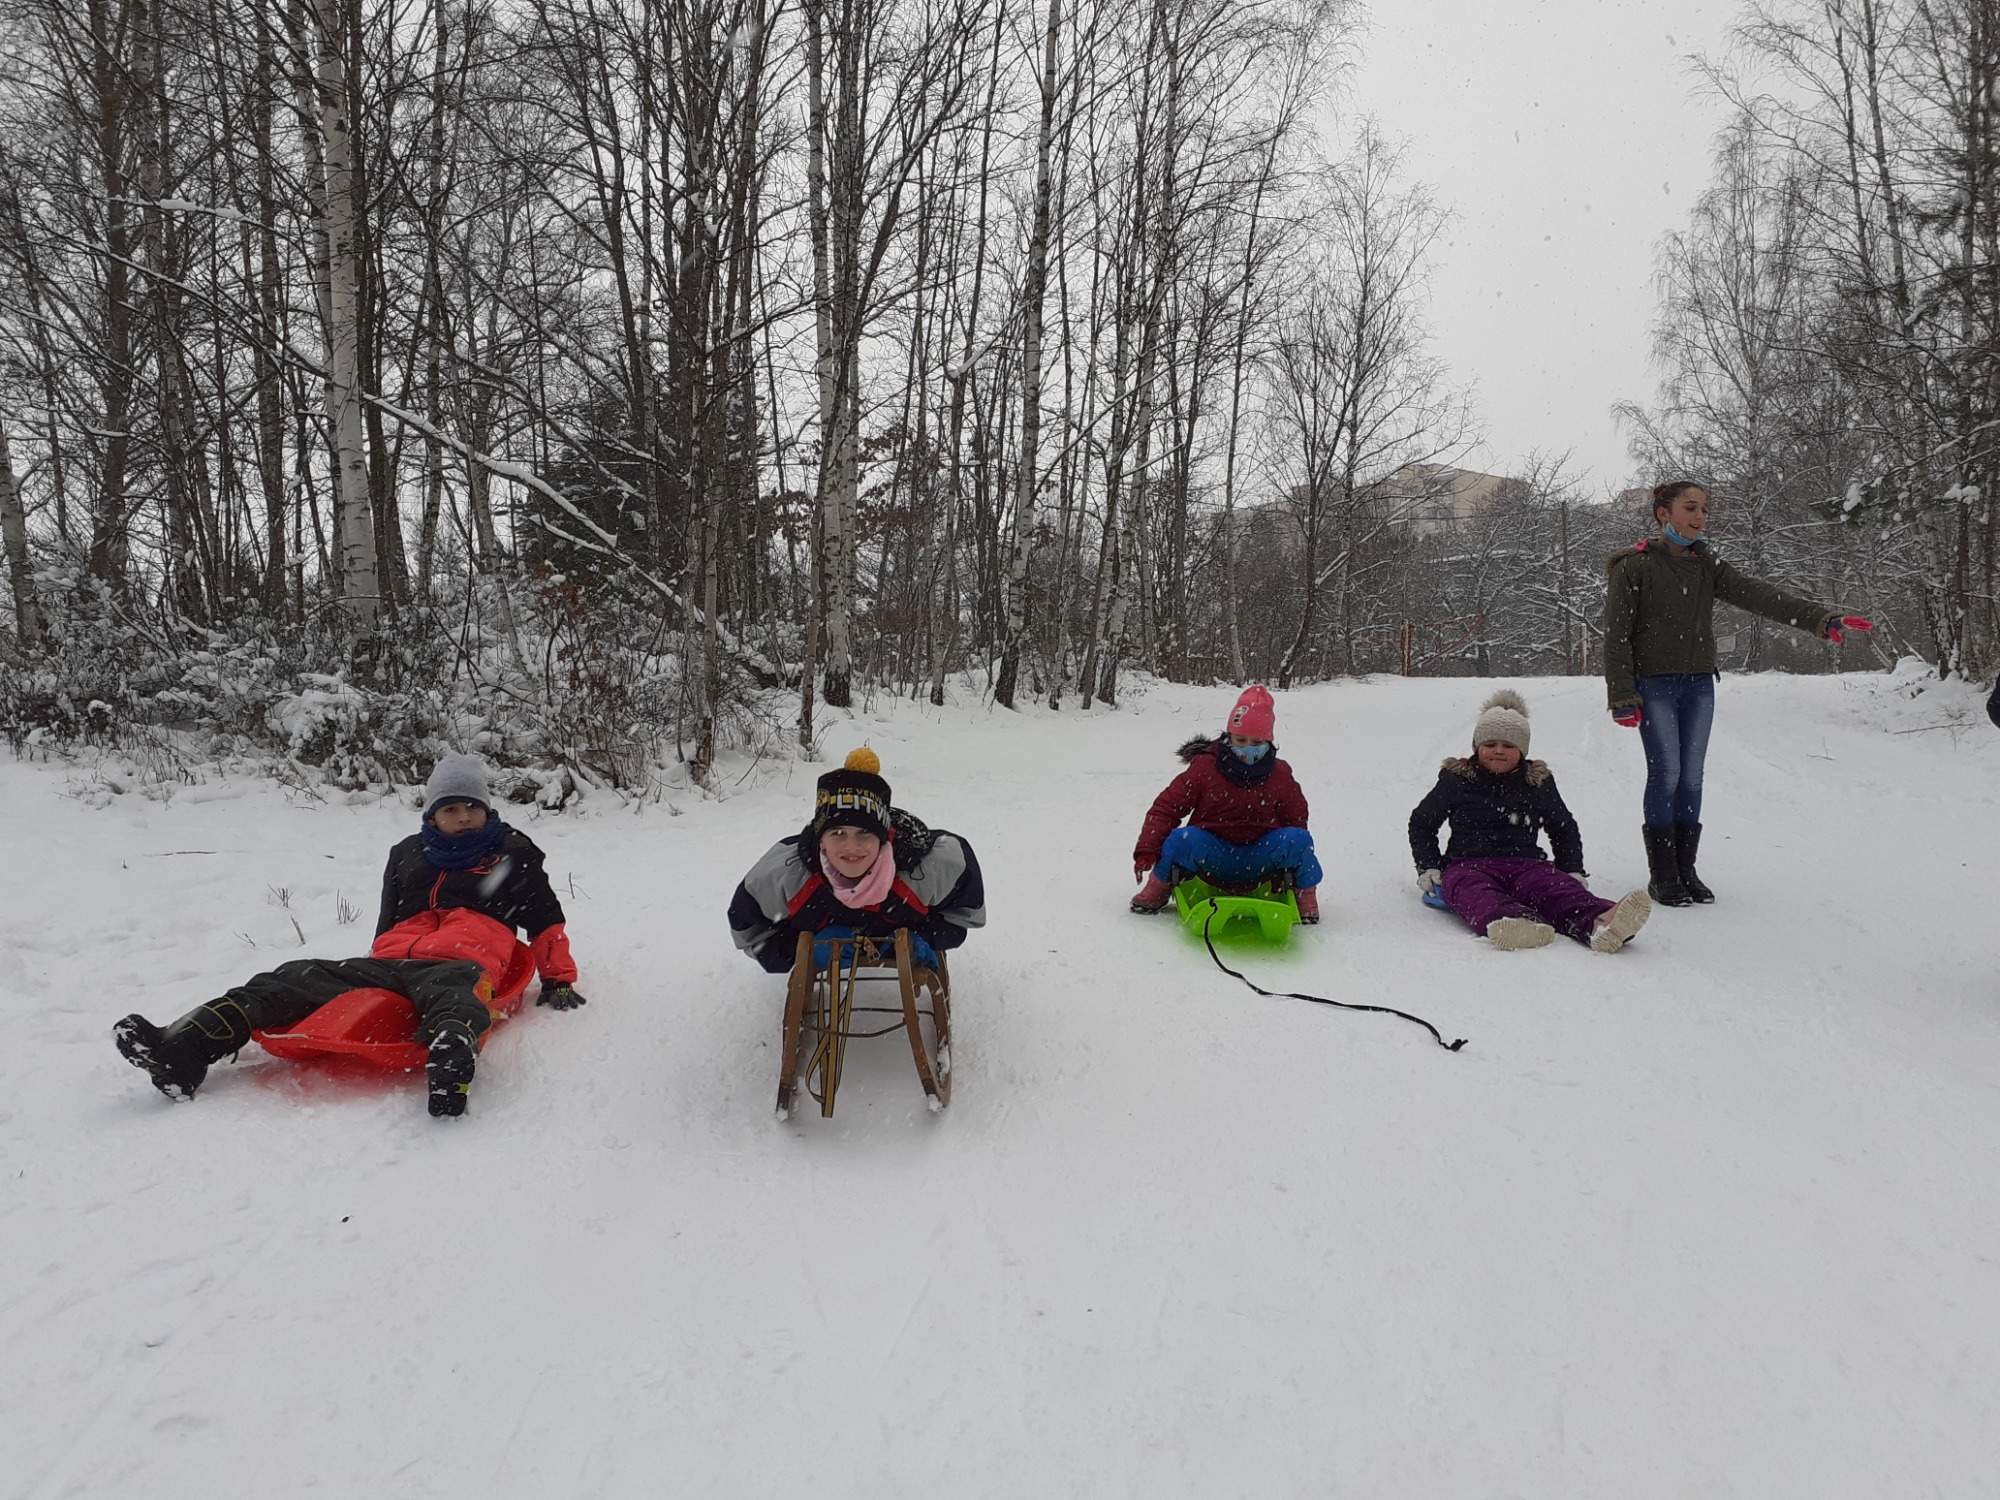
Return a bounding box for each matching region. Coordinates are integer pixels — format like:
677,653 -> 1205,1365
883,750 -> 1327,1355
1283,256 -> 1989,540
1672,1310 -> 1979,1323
1200,906 -> 1468,1052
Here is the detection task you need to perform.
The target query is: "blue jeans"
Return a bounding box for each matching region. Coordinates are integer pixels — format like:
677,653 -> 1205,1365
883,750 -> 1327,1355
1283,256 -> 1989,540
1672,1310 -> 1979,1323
1153,826 -> 1323,890
1636,673 -> 1716,826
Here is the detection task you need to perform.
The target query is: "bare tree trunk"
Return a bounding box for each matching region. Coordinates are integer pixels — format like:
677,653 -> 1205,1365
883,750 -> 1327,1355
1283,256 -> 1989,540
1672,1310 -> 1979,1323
305,0 -> 378,631
252,0 -> 289,613
415,1 -> 454,598
86,0 -> 136,586
0,421 -> 38,643
995,0 -> 1062,709
804,0 -> 855,708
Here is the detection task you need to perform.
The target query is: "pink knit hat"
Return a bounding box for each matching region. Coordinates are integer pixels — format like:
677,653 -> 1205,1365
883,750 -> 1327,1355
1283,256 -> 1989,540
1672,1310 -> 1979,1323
1225,684 -> 1275,740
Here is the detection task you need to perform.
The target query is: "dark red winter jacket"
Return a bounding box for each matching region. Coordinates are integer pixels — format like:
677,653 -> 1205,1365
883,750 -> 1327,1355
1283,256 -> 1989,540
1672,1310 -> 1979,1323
1133,736 -> 1310,869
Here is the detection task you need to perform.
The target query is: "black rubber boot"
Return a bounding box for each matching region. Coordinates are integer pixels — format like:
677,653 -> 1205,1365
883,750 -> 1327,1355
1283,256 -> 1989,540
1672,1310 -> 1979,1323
1675,822 -> 1715,904
113,1002 -> 247,1102
426,1021 -> 479,1118
1643,825 -> 1693,907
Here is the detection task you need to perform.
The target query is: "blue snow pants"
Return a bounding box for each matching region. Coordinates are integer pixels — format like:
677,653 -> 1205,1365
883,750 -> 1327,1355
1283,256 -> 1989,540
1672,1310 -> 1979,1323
1152,826 -> 1323,891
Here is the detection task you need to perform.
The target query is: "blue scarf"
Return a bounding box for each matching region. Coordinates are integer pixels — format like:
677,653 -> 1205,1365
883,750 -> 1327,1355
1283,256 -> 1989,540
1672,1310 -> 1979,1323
1213,737 -> 1278,786
422,815 -> 509,871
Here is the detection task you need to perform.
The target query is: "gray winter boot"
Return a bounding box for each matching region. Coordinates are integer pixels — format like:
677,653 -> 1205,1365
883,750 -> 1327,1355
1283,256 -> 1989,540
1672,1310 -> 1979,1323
1590,889 -> 1652,953
1487,916 -> 1556,951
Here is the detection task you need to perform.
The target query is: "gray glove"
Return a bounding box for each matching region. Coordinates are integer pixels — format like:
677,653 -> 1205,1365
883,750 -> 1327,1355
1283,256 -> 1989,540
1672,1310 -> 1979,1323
1417,869 -> 1442,896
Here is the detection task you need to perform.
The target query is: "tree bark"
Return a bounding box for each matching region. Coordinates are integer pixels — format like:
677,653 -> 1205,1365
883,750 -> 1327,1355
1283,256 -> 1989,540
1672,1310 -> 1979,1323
306,0 -> 378,631
0,421 -> 38,644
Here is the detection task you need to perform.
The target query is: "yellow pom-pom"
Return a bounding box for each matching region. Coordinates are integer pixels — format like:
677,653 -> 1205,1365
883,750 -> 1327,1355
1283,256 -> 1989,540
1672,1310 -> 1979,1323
844,746 -> 881,775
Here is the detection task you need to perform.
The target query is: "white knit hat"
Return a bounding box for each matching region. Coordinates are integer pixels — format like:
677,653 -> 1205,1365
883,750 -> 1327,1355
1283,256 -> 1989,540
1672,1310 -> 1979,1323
424,753 -> 491,817
1471,689 -> 1531,754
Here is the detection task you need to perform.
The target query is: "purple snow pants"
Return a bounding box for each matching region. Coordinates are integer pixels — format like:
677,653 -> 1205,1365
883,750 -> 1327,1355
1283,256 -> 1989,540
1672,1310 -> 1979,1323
1442,857 -> 1613,942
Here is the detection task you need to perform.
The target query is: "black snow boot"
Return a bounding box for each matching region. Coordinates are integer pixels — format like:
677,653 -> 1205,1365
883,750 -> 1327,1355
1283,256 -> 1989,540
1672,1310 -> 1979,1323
1643,825 -> 1693,907
426,1021 -> 479,1118
1675,822 -> 1715,904
113,1002 -> 247,1102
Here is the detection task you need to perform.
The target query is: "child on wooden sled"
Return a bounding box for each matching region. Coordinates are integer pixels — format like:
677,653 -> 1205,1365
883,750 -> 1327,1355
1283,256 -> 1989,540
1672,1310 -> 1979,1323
728,748 -> 986,975
113,754 -> 586,1117
1408,690 -> 1650,952
1130,684 -> 1323,923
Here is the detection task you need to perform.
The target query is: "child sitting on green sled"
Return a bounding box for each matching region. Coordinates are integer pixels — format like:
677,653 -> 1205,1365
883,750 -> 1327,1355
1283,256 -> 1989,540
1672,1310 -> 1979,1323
1130,685 -> 1323,923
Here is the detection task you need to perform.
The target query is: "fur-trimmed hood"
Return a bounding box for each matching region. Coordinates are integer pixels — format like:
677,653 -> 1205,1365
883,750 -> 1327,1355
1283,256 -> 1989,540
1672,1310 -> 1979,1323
1440,755 -> 1552,787
1175,732 -> 1279,786
1133,735 -> 1308,868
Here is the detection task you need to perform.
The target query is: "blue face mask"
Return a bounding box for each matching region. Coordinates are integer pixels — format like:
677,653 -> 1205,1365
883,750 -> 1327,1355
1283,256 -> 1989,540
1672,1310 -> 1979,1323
1662,519 -> 1699,548
1230,741 -> 1270,763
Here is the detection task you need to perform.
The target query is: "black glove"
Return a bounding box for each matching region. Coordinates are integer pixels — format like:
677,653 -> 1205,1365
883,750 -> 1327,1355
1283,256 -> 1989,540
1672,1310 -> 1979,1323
537,983 -> 586,1010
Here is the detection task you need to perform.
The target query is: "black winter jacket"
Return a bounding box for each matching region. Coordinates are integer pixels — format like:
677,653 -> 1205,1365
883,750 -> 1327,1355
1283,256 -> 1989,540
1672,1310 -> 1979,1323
1408,757 -> 1586,874
376,829 -> 568,941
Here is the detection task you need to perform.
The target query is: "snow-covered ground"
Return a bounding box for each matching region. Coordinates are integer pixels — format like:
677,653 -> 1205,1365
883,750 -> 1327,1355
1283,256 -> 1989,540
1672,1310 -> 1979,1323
3,669 -> 1997,1499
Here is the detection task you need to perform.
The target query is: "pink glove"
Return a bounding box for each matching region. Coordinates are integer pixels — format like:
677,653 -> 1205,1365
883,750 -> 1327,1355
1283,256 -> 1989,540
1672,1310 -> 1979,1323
1825,613 -> 1873,645
1611,706 -> 1642,729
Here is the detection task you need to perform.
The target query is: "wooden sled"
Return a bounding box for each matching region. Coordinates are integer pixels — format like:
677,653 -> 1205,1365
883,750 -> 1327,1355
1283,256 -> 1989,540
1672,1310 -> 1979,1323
776,929 -> 952,1120
1174,874 -> 1300,943
251,941 -> 537,1071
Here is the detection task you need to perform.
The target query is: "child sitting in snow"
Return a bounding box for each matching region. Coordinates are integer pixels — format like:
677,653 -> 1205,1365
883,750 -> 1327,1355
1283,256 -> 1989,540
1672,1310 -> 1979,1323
1408,690 -> 1650,952
728,748 -> 985,974
113,754 -> 586,1118
1130,684 -> 1323,923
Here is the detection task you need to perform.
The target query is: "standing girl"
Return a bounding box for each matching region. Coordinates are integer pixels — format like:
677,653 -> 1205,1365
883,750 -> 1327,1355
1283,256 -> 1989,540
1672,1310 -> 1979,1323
1604,480 -> 1871,906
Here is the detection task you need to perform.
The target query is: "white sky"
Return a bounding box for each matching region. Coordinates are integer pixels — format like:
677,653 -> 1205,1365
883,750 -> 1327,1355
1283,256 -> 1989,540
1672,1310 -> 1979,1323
1344,0 -> 1743,497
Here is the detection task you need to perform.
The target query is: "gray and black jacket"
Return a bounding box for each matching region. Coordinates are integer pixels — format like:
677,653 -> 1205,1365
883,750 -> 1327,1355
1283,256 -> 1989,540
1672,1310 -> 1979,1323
727,809 -> 986,973
1603,537 -> 1835,711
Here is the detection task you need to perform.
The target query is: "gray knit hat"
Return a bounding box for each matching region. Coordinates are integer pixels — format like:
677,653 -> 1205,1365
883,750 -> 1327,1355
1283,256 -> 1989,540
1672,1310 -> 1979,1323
424,753 -> 491,817
1471,689 -> 1531,755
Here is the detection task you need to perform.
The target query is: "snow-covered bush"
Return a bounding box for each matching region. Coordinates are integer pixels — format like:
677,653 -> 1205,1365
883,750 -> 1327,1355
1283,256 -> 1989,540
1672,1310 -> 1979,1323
1,562 -> 768,804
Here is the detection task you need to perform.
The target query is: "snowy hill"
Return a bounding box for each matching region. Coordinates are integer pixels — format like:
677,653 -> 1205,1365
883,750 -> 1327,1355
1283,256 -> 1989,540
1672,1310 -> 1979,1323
3,670 -> 1997,1499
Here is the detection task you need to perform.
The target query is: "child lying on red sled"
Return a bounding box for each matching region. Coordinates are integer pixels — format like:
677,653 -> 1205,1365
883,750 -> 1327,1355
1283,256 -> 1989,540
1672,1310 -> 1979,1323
728,748 -> 985,974
1130,684 -> 1324,923
1408,691 -> 1650,952
113,754 -> 586,1117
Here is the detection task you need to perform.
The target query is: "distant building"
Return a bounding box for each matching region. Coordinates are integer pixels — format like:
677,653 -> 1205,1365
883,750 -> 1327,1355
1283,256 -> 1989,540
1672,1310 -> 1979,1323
1373,464 -> 1526,538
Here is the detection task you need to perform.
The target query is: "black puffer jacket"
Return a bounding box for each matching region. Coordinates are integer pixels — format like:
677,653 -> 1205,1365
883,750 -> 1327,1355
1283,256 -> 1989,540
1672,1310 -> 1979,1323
376,828 -> 567,940
1408,757 -> 1586,874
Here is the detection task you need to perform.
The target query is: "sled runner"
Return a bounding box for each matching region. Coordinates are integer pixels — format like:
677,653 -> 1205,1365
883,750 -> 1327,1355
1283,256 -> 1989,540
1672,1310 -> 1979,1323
250,941 -> 538,1070
1173,874 -> 1300,943
777,929 -> 952,1120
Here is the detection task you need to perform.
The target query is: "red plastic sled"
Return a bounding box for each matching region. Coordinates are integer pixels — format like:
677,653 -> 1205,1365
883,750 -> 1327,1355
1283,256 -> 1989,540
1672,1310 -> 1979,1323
251,942 -> 537,1071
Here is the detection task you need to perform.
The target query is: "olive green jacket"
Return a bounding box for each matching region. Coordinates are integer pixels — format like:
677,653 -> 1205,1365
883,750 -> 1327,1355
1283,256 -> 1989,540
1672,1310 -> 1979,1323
1602,539 -> 1834,711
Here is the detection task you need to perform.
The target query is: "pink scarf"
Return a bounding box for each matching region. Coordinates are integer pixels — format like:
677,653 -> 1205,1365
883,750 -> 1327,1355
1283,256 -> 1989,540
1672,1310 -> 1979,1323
824,840 -> 896,909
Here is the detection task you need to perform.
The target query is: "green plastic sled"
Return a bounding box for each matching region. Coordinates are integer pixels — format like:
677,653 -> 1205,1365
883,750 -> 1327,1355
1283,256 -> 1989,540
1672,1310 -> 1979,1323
1173,874 -> 1300,944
